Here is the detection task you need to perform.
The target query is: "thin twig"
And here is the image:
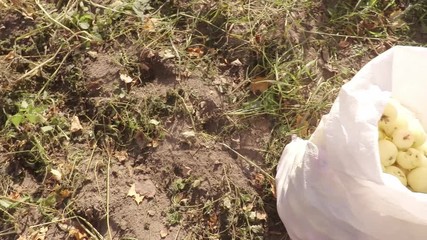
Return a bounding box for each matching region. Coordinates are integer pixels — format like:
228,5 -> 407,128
103,140 -> 113,240
17,46 -> 62,81
304,29 -> 384,40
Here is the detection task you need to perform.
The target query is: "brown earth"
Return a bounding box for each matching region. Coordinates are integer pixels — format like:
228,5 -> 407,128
0,3 -> 286,239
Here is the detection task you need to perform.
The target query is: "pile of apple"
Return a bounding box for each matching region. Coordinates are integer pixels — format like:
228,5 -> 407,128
378,99 -> 427,193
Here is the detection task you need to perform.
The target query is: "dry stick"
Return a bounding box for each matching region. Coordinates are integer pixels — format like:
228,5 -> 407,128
36,43 -> 77,96
220,143 -> 274,181
103,141 -> 113,240
17,46 -> 62,81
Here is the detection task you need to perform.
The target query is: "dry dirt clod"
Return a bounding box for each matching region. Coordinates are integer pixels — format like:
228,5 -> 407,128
70,116 -> 83,133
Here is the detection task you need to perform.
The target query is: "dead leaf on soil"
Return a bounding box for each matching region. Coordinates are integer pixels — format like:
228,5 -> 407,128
50,168 -> 62,181
252,173 -> 265,189
120,73 -> 134,83
148,119 -> 160,126
243,203 -> 254,212
59,188 -> 72,199
114,150 -> 128,162
69,227 -> 88,240
208,214 -> 218,230
230,59 -> 243,66
256,211 -> 267,221
29,226 -> 48,240
223,196 -> 232,209
70,116 -> 83,133
4,51 -> 16,60
295,114 -> 309,137
187,47 -> 205,58
159,49 -> 175,60
143,18 -> 159,32
87,51 -> 98,59
250,77 -> 271,94
181,130 -> 196,139
9,191 -> 21,200
338,40 -> 350,49
147,139 -> 159,148
127,183 -> 144,204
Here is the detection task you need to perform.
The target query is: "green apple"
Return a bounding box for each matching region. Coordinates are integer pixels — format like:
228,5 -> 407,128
380,116 -> 408,137
407,167 -> 427,193
379,100 -> 398,124
384,165 -> 407,186
379,139 -> 398,167
396,148 -> 423,170
378,130 -> 386,140
392,128 -> 415,150
408,118 -> 427,147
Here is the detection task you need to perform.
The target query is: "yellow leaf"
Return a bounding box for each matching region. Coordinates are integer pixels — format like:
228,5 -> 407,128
250,77 -> 271,94
50,168 -> 62,181
127,183 -> 137,197
127,183 -> 144,204
69,227 -> 88,240
256,211 -> 267,220
187,47 -> 205,58
134,194 -> 144,204
114,151 -> 128,162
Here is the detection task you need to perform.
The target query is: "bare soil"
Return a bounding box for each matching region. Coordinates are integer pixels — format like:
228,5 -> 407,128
0,4 -> 286,240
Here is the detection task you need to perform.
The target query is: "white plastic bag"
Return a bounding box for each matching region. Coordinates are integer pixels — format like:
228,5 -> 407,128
276,46 -> 427,240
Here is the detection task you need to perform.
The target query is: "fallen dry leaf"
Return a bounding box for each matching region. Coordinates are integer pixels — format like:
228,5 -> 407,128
50,168 -> 62,181
148,139 -> 159,148
127,183 -> 144,204
208,214 -> 218,230
30,226 -> 48,240
70,116 -> 83,133
295,114 -> 309,137
9,191 -> 21,200
148,119 -> 160,126
69,227 -> 88,240
181,130 -> 196,139
4,51 -> 16,60
230,59 -> 243,66
252,173 -> 265,189
87,51 -> 98,59
256,211 -> 267,221
120,73 -> 134,83
250,77 -> 271,94
59,188 -> 72,199
187,47 -> 205,58
143,17 -> 159,32
114,150 -> 128,162
159,49 -> 175,60
243,203 -> 254,212
338,40 -> 350,49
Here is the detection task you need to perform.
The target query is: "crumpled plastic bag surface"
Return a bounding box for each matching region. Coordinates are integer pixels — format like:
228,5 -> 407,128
276,46 -> 427,240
